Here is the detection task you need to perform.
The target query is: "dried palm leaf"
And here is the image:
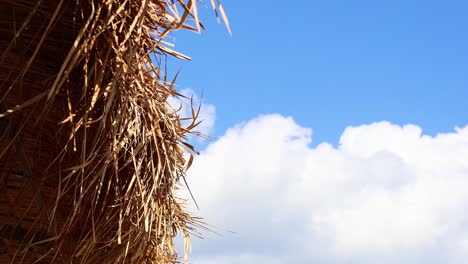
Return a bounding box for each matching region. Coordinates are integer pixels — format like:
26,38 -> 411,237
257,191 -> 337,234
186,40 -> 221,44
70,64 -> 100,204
0,0 -> 228,262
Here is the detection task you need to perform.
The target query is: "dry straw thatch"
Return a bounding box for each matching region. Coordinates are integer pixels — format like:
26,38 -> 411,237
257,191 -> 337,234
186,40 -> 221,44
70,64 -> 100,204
0,0 -> 228,263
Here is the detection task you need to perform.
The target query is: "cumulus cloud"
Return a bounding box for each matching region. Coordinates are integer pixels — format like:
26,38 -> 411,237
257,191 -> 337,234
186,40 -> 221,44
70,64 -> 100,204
192,254 -> 287,264
168,88 -> 216,137
180,115 -> 468,264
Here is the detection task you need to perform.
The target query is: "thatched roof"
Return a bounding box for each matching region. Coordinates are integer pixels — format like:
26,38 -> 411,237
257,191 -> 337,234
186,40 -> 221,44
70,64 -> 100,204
0,0 -> 227,262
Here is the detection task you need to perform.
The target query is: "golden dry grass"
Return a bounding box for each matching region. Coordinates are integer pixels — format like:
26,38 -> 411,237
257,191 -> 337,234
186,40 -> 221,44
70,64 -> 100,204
0,0 -> 228,263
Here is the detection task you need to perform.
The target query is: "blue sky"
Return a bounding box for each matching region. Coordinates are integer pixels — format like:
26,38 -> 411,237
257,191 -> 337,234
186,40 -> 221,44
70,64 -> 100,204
167,1 -> 468,263
170,0 -> 468,145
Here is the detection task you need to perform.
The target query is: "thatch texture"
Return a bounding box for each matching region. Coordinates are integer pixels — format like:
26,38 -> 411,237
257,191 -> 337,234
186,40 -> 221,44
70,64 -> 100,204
0,0 -> 227,262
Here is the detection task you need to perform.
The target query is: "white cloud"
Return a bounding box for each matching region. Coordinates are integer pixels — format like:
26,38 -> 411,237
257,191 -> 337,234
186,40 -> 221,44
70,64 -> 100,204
192,254 -> 287,264
168,88 -> 216,137
181,115 -> 468,264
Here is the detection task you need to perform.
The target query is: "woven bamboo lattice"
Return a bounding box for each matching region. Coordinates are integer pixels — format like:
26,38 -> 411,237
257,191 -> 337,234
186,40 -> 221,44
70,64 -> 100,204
0,0 -> 228,262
